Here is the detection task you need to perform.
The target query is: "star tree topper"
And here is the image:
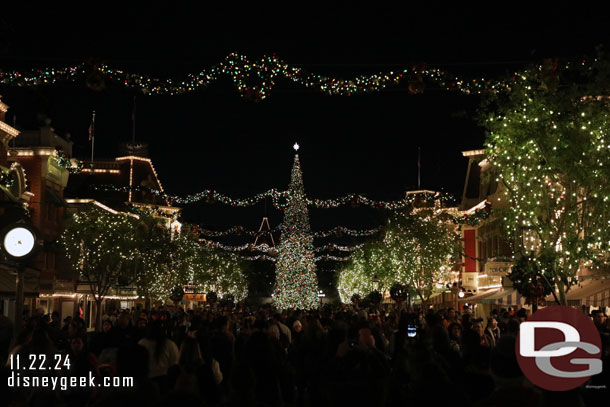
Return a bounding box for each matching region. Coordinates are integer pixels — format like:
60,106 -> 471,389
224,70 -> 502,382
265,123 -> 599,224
293,142 -> 299,152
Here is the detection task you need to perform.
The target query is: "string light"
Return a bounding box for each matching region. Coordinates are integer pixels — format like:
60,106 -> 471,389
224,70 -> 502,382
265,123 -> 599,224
93,184 -> 456,209
0,53 -> 528,99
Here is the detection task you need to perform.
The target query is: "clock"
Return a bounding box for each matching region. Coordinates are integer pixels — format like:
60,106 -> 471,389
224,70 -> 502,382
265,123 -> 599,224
1,223 -> 37,261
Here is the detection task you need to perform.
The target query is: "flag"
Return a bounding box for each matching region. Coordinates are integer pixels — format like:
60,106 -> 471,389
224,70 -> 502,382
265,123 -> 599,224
88,111 -> 96,141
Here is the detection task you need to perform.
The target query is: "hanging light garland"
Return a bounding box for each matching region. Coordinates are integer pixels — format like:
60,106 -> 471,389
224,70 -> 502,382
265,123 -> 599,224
197,224 -> 380,238
315,254 -> 352,262
93,185 -> 287,207
93,184 -> 457,210
240,254 -> 278,262
312,225 -> 381,238
0,53 -> 537,99
309,190 -> 457,208
199,225 -> 262,237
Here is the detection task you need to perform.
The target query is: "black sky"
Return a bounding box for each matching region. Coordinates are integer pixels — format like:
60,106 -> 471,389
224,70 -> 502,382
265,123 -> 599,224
1,3 -> 608,236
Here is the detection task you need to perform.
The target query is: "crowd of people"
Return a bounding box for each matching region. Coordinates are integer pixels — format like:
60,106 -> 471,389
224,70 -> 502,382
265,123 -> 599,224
1,302 -> 609,407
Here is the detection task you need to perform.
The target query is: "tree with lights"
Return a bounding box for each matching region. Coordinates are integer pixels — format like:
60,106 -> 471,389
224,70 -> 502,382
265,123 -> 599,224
338,209 -> 460,307
190,245 -> 249,302
61,205 -> 138,331
382,209 -> 460,307
273,145 -> 319,309
337,239 -> 393,303
133,216 -> 175,309
133,216 -> 199,309
482,54 -> 610,304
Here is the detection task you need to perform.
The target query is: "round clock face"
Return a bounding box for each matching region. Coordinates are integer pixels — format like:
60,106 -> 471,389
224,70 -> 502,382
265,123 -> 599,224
3,227 -> 36,258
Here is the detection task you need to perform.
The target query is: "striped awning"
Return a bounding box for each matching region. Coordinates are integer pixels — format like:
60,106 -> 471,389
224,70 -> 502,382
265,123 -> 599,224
429,290 -> 452,305
481,288 -> 526,306
555,279 -> 610,307
458,287 -> 501,303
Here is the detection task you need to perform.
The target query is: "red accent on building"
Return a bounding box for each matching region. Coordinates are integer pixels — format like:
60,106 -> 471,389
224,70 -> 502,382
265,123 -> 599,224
464,229 -> 477,273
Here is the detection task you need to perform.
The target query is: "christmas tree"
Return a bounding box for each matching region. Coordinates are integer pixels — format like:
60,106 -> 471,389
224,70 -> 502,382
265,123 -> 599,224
273,145 -> 319,309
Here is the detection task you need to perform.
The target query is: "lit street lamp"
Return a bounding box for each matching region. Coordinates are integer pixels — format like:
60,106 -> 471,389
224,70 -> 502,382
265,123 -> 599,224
1,221 -> 39,334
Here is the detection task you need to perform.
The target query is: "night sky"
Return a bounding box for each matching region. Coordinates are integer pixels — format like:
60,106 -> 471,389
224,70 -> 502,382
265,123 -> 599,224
1,4 -> 608,237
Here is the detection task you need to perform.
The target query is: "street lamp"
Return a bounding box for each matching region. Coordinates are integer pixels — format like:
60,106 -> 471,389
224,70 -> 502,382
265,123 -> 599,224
1,221 -> 39,334
372,275 -> 379,291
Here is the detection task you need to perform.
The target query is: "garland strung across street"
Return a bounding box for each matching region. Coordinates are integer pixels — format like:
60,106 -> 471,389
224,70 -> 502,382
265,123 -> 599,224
312,225 -> 381,238
94,185 -> 287,207
0,53 -> 538,99
196,224 -> 380,238
93,184 -> 457,209
308,191 -> 457,209
200,239 -> 364,254
238,254 -> 351,262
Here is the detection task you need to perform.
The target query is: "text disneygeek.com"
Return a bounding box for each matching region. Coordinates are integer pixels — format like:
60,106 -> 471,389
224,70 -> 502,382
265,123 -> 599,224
8,371 -> 134,391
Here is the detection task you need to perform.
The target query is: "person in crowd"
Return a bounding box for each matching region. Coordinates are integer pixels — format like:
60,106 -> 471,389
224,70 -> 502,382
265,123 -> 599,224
443,307 -> 460,329
270,313 -> 292,349
110,311 -> 137,347
471,318 -> 491,347
62,315 -> 72,331
61,335 -> 99,407
134,317 -> 148,342
485,316 -> 501,347
210,315 -> 235,385
168,336 -> 222,404
516,307 -> 528,323
91,319 -> 114,356
138,319 -> 180,392
592,310 -> 608,332
461,311 -> 473,330
448,321 -> 463,353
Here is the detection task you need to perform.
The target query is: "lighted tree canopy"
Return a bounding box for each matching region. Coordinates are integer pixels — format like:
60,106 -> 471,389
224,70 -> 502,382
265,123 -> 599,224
61,206 -> 249,330
482,53 -> 610,303
61,205 -> 138,331
338,209 -> 461,305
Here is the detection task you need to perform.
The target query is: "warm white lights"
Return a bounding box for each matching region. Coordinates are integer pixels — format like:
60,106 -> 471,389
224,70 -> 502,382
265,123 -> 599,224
0,121 -> 19,137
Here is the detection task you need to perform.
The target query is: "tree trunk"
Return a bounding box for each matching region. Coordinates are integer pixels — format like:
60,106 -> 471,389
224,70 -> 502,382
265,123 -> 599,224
145,298 -> 151,312
419,292 -> 427,312
95,298 -> 104,332
557,281 -> 567,305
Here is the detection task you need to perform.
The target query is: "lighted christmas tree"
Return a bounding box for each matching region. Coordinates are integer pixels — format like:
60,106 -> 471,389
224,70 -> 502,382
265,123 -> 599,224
273,144 -> 319,309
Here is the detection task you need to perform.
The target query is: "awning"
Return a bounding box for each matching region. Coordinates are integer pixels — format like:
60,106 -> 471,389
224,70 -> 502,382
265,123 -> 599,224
0,268 -> 40,297
45,186 -> 67,207
429,290 -> 452,305
552,279 -> 610,307
481,287 -> 526,306
458,287 -> 501,303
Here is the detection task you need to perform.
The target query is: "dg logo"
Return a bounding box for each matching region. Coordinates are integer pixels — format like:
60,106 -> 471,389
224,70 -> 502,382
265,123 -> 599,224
516,305 -> 602,391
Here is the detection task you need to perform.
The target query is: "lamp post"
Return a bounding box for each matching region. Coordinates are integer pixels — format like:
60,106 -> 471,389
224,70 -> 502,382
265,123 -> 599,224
1,221 -> 39,335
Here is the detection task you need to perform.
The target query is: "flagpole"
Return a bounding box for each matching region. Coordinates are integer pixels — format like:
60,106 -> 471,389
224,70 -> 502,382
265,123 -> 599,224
417,146 -> 421,189
90,110 -> 96,170
132,96 -> 136,145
